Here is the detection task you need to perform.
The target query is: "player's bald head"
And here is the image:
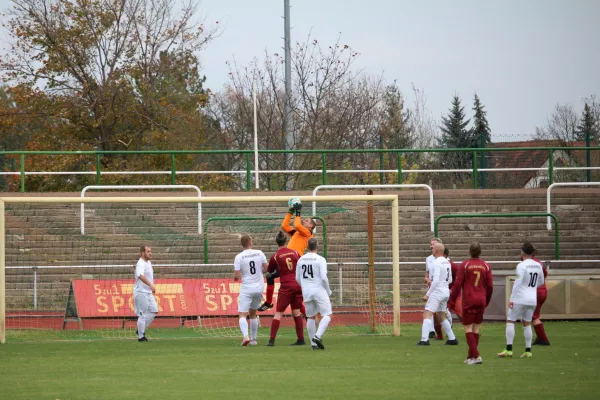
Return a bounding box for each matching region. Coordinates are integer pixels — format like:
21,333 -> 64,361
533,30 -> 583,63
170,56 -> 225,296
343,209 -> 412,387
432,242 -> 445,256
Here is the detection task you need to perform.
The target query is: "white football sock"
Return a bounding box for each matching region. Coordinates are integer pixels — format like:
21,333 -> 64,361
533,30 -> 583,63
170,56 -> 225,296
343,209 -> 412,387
445,309 -> 452,325
250,317 -> 259,340
307,318 -> 317,345
316,315 -> 331,338
144,312 -> 156,331
441,319 -> 455,340
421,318 -> 432,341
506,323 -> 515,345
524,325 -> 533,348
137,316 -> 146,339
430,316 -> 435,330
239,317 -> 249,338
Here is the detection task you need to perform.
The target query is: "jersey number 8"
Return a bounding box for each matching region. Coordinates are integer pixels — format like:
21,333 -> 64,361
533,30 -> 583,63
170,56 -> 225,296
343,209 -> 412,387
249,261 -> 256,274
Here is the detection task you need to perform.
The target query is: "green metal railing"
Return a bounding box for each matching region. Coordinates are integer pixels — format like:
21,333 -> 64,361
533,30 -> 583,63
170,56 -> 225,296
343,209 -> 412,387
1,146 -> 598,192
203,216 -> 327,264
434,213 -> 560,260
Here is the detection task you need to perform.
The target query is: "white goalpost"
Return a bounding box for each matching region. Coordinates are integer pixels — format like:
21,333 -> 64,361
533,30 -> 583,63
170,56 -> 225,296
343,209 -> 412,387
0,195 -> 400,344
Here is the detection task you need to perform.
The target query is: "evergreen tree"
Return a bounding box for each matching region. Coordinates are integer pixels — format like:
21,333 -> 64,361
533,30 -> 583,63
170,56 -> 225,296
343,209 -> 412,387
471,94 -> 491,147
380,82 -> 413,150
438,95 -> 471,182
576,103 -> 598,142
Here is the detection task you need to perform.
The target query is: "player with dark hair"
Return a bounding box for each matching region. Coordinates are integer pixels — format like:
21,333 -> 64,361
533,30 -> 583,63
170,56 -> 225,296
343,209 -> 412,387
266,230 -> 306,346
258,200 -> 315,312
498,242 -> 544,359
449,242 -> 493,364
532,253 -> 550,346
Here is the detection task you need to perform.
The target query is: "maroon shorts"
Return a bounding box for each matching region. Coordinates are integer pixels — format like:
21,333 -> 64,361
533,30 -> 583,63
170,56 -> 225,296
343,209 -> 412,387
461,306 -> 484,325
276,287 -> 303,313
533,289 -> 547,320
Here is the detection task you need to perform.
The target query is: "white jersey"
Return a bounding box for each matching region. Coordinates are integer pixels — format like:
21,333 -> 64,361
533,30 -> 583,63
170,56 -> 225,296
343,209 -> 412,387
134,258 -> 154,294
425,256 -> 451,299
234,249 -> 267,293
296,252 -> 331,299
510,258 -> 545,306
426,254 -> 436,277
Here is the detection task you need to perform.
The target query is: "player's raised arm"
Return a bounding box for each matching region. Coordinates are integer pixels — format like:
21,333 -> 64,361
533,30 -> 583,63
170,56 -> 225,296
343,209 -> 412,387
281,212 -> 294,234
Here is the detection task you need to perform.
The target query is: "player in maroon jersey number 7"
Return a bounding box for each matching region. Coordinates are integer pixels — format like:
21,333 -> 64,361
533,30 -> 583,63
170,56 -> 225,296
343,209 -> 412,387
448,242 -> 494,365
266,230 -> 306,346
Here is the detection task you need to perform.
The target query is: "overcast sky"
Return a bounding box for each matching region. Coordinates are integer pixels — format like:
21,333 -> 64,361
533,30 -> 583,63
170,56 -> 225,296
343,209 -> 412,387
1,0 -> 599,141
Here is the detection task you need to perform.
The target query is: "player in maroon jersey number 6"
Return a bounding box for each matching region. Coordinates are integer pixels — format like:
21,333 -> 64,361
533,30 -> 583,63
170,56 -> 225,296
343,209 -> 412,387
266,230 -> 306,346
448,242 -> 494,365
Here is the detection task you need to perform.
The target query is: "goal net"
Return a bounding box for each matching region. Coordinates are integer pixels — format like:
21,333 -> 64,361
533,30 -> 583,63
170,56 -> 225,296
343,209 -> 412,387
0,195 -> 399,343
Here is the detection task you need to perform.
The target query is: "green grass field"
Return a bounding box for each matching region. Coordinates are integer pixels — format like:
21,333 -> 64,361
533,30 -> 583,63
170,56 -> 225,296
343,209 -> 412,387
1,322 -> 599,399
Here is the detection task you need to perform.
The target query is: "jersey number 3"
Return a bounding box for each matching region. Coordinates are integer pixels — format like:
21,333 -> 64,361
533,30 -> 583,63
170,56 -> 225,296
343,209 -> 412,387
302,264 -> 314,279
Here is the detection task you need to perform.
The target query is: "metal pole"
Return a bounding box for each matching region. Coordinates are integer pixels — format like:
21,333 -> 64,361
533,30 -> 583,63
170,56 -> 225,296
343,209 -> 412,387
480,131 -> 486,189
586,130 -> 591,183
367,190 -> 376,333
253,83 -> 260,189
338,263 -> 343,305
283,0 -> 293,190
0,201 -> 5,343
33,267 -> 37,311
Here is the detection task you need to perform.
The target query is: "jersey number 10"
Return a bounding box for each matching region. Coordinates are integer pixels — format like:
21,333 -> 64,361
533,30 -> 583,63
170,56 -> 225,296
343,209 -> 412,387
302,264 -> 314,279
527,272 -> 538,288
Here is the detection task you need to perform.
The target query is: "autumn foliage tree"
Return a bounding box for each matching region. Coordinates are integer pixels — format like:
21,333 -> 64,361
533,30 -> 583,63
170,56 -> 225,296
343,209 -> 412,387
0,0 -> 223,191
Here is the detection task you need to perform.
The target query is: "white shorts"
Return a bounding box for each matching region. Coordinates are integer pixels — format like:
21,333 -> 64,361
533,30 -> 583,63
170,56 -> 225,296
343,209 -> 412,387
304,295 -> 332,317
507,304 -> 535,322
238,291 -> 263,313
134,292 -> 158,316
425,295 -> 448,313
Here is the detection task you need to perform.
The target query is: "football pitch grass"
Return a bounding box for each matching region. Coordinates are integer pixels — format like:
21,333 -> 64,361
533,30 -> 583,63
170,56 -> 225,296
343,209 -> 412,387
1,321 -> 599,399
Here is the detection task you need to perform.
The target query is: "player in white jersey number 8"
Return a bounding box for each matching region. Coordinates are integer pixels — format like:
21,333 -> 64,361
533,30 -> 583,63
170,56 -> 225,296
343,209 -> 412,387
234,234 -> 268,347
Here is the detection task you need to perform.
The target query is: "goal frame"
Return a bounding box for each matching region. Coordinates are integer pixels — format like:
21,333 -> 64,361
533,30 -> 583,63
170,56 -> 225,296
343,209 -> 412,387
0,194 -> 400,343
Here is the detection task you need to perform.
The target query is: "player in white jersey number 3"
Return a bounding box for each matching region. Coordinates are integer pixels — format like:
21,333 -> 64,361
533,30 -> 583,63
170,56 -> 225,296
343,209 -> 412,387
296,238 -> 332,350
134,245 -> 157,342
234,234 -> 268,346
498,242 -> 545,359
417,242 -> 458,346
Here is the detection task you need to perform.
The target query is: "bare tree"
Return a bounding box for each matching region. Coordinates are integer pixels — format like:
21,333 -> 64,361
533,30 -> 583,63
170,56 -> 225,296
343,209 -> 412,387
206,35 -> 390,190
407,84 -> 438,149
535,104 -> 579,143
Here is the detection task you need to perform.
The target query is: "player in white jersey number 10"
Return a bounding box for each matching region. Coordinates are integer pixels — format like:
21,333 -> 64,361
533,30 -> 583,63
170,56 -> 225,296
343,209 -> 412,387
498,242 -> 545,359
234,234 -> 268,347
296,238 -> 332,350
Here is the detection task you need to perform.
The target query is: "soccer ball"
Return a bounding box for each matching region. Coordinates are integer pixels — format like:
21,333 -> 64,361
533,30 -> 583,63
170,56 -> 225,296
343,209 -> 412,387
288,197 -> 301,208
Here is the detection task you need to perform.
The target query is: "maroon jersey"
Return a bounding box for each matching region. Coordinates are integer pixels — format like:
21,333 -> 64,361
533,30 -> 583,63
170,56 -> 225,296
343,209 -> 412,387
532,258 -> 548,293
267,248 -> 301,290
448,259 -> 459,290
449,258 -> 493,308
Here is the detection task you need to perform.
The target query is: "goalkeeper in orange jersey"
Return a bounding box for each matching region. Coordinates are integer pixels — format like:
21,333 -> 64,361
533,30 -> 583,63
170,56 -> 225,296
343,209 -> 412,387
258,199 -> 316,311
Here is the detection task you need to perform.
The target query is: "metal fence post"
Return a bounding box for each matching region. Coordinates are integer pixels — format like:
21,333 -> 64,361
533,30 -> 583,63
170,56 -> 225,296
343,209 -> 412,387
170,153 -> 176,185
322,153 -> 327,185
95,154 -> 101,185
20,153 -> 25,193
397,152 -> 403,185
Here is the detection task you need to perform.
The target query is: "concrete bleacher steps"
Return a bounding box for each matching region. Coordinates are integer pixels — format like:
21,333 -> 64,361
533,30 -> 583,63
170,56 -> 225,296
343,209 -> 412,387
2,188 -> 600,310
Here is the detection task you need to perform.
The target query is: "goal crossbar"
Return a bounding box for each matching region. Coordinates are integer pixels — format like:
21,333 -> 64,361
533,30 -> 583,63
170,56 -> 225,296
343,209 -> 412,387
0,194 -> 400,343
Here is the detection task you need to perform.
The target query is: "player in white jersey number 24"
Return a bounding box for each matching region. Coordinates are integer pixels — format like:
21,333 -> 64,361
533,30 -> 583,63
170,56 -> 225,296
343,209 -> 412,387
234,234 -> 268,347
498,242 -> 545,359
296,238 -> 332,350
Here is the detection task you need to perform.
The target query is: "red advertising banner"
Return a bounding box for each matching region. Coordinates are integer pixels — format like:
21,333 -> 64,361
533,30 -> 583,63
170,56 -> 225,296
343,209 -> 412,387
69,279 -> 282,318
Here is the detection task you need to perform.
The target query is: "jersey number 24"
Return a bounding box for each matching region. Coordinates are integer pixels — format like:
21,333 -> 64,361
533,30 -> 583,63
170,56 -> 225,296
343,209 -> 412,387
302,264 -> 314,279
